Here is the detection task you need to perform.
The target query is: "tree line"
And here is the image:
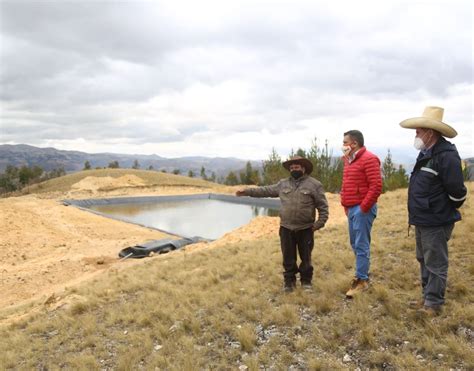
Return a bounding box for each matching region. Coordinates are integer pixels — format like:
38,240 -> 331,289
0,165 -> 66,194
222,138 -> 409,193
0,141 -> 412,196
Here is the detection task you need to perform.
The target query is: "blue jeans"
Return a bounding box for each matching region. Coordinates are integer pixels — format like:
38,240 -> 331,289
348,204 -> 377,280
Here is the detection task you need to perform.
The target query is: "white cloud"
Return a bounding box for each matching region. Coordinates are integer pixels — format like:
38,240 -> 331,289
0,0 -> 472,161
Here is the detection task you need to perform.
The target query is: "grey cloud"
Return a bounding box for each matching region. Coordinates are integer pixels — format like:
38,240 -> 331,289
0,1 -> 472,155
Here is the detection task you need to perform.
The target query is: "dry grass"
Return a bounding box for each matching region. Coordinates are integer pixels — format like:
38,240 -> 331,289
0,183 -> 472,369
24,168 -> 225,195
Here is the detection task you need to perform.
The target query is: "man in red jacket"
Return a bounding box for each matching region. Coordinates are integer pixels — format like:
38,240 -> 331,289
341,130 -> 383,298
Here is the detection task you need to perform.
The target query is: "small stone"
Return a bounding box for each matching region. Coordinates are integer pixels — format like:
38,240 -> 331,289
123,330 -> 128,335
169,321 -> 182,333
343,354 -> 352,363
416,354 -> 424,360
154,345 -> 163,351
239,366 -> 248,371
437,354 -> 444,359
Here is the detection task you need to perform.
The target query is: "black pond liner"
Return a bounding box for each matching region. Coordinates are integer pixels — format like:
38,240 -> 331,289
63,193 -> 281,259
117,237 -> 207,259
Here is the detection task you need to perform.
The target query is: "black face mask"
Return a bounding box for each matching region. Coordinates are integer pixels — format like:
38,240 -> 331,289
290,170 -> 304,179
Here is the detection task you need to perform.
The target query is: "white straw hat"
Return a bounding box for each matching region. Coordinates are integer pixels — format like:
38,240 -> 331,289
399,106 -> 457,138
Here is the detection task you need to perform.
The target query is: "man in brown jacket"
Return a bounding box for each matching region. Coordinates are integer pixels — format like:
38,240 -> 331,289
236,156 -> 329,292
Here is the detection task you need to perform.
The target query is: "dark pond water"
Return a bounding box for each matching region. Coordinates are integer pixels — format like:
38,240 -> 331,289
89,199 -> 279,239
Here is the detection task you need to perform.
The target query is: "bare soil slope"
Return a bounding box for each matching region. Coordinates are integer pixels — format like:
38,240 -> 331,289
1,170 -> 344,320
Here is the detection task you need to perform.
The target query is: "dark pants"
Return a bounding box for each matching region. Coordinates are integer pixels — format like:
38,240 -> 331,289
415,224 -> 454,307
279,226 -> 314,286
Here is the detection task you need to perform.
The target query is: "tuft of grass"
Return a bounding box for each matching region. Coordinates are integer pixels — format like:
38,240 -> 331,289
236,324 -> 257,352
69,301 -> 90,316
358,325 -> 377,348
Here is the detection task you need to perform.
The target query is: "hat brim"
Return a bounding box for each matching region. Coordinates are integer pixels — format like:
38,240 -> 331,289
399,117 -> 457,138
282,159 -> 313,175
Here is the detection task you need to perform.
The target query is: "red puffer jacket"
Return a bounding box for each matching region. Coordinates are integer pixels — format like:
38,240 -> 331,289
341,147 -> 382,213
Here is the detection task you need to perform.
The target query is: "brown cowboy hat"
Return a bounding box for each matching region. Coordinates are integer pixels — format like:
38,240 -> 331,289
399,106 -> 457,138
282,156 -> 313,175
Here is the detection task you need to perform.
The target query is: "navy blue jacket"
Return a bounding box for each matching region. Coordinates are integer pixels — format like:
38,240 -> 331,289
408,137 -> 467,226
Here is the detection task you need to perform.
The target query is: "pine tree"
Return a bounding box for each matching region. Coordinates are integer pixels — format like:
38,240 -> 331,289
262,148 -> 286,185
225,171 -> 239,185
382,150 -> 408,191
200,166 -> 207,180
306,138 -> 341,192
108,161 -> 119,168
240,161 -> 260,185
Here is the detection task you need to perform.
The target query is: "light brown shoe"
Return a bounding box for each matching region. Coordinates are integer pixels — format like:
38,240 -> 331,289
409,298 -> 425,310
345,278 -> 369,298
417,305 -> 442,317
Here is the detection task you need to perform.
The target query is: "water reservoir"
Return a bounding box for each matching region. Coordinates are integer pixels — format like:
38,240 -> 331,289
64,194 -> 280,240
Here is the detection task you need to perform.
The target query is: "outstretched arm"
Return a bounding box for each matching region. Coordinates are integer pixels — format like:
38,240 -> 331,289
235,182 -> 281,198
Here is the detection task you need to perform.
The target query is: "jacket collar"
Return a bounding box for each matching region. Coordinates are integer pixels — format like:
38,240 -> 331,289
288,174 -> 309,185
416,137 -> 454,162
346,146 -> 367,163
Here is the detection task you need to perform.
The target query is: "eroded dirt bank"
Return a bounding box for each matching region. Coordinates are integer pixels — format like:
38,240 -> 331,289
0,176 -> 345,321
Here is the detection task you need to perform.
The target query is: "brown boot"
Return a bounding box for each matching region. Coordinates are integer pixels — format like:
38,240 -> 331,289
345,278 -> 369,298
417,305 -> 442,317
409,298 -> 425,310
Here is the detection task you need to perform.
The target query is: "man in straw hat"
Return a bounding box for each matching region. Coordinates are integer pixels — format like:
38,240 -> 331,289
236,156 -> 329,292
340,130 -> 383,298
400,106 -> 467,316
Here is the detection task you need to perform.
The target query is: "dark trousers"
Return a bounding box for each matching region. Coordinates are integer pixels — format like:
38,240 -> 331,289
415,224 -> 454,307
279,226 -> 314,286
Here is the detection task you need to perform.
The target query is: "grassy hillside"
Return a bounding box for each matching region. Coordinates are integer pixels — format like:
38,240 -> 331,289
24,168 -> 224,195
1,184 -> 472,369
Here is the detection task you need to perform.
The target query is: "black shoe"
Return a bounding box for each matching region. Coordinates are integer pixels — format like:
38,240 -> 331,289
283,284 -> 296,293
301,282 -> 313,291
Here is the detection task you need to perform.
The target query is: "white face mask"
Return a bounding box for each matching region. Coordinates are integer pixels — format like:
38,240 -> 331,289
341,145 -> 352,156
414,137 -> 426,150
414,130 -> 433,151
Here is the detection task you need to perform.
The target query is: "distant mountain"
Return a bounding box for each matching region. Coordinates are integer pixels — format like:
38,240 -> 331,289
0,144 -> 262,178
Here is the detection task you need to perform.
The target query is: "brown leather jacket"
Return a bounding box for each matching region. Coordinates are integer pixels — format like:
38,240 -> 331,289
242,175 -> 329,231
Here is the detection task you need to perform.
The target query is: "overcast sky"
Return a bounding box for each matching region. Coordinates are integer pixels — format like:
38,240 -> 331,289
0,0 -> 472,163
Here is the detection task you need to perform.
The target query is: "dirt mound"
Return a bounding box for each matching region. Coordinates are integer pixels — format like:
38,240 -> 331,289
0,181 -> 348,324
71,175 -> 146,192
